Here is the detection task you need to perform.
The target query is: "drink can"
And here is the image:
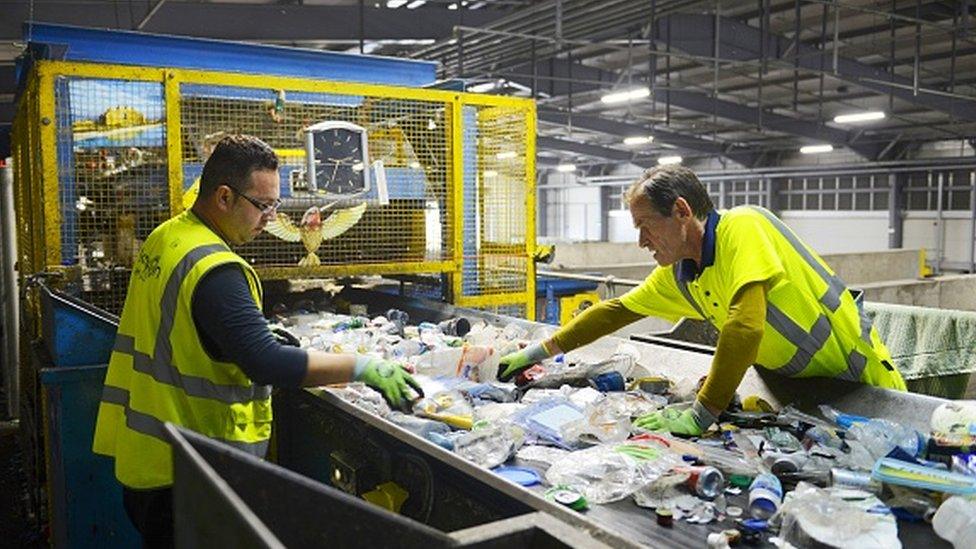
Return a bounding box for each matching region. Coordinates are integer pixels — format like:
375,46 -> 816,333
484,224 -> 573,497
678,465 -> 725,499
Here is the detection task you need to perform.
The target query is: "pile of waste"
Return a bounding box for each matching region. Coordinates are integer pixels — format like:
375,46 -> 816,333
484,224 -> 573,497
275,309 -> 976,549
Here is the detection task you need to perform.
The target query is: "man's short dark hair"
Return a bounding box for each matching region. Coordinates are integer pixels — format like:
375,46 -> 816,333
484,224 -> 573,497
199,135 -> 278,196
624,165 -> 714,220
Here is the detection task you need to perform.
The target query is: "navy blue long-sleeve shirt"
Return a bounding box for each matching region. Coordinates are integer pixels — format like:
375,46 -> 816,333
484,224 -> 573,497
191,263 -> 308,387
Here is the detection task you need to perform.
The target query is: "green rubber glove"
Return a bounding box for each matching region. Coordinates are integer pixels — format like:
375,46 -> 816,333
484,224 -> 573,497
497,342 -> 552,382
354,356 -> 424,410
633,402 -> 717,436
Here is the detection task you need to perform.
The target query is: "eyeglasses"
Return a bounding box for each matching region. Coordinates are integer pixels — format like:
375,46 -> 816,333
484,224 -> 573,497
228,186 -> 282,216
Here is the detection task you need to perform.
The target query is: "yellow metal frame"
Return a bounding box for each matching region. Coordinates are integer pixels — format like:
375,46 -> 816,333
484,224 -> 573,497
16,60 -> 537,317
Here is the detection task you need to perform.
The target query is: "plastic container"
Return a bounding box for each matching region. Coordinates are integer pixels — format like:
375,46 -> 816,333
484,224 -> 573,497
748,473 -> 783,519
386,412 -> 452,442
849,418 -> 923,460
931,401 -> 976,446
819,404 -> 869,429
933,496 -> 976,549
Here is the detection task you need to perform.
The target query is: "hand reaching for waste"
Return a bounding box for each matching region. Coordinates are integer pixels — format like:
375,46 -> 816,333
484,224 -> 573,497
496,342 -> 552,382
354,357 -> 424,410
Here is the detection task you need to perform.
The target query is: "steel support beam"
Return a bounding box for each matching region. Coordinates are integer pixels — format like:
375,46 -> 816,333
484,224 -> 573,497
538,111 -> 762,167
537,135 -> 641,165
888,173 -> 904,249
506,58 -> 881,160
656,13 -> 976,122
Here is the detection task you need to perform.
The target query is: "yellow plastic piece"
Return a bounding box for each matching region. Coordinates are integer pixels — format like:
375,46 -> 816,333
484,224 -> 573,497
560,292 -> 601,326
362,481 -> 409,513
742,395 -> 776,413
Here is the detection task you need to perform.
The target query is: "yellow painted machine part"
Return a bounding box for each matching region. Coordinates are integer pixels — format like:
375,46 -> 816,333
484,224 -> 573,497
559,292 -> 601,326
361,482 -> 409,514
14,60 -> 537,319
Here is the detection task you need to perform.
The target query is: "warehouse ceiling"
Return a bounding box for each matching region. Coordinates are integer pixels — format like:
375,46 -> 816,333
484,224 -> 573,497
2,0 -> 975,168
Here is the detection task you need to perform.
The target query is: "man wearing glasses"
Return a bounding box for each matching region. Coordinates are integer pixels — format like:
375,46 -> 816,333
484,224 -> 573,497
93,135 -> 420,547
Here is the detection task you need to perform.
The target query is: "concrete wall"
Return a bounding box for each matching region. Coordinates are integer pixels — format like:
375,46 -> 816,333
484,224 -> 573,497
860,274 -> 976,311
819,249 -> 920,285
548,240 -> 921,285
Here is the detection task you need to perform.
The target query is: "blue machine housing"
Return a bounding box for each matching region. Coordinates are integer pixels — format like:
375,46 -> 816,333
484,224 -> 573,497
16,23 -> 437,94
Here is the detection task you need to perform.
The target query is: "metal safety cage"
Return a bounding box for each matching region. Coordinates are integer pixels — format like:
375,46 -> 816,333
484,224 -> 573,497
11,60 -> 536,320
452,101 -> 536,319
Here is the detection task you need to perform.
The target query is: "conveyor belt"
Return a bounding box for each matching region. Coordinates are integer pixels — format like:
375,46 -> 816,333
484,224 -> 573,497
272,287 -> 949,547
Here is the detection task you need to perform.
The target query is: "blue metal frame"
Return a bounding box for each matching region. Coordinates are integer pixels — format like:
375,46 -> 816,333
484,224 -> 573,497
17,23 -> 437,92
41,364 -> 139,547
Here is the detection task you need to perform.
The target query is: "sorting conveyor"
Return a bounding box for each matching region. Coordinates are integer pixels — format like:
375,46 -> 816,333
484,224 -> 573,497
270,286 -> 946,548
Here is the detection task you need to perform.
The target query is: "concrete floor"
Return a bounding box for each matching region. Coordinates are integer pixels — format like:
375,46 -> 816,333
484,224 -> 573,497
0,420 -> 42,547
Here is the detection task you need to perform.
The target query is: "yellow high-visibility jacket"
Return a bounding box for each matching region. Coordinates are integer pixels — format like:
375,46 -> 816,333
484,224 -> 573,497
621,206 -> 906,389
93,210 -> 272,489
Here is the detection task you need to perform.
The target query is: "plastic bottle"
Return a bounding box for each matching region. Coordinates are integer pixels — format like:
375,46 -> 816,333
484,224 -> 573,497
386,412 -> 452,442
502,322 -> 528,341
818,404 -> 869,429
933,496 -> 976,549
748,473 -> 783,519
438,317 -> 471,337
848,418 -> 923,460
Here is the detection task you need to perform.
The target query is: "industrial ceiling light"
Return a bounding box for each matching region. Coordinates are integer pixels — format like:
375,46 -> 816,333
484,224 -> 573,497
600,87 -> 650,104
833,111 -> 885,124
800,144 -> 834,154
556,163 -> 577,172
406,0 -> 427,7
657,155 -> 682,165
468,80 -> 501,93
623,136 -> 653,146
386,0 -> 408,7
496,151 -> 517,160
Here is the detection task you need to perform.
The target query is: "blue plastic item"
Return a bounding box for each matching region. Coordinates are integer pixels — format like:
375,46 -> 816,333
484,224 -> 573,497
872,457 -> 976,495
493,466 -> 541,487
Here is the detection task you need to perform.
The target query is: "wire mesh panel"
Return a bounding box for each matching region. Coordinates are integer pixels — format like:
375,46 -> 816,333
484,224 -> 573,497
454,102 -> 534,315
13,61 -> 535,320
178,84 -> 454,276
51,77 -> 169,313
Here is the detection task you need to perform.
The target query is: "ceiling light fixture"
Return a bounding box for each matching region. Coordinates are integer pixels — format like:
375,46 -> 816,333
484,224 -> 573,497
623,136 -> 653,146
800,144 -> 834,154
833,111 -> 885,124
600,87 -> 650,104
657,155 -> 682,165
556,163 -> 577,172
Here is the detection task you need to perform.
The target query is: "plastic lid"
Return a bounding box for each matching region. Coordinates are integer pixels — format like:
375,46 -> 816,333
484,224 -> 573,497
749,499 -> 777,517
493,466 -> 541,486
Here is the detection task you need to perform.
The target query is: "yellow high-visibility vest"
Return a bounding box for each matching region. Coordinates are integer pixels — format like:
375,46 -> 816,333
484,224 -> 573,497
621,206 -> 906,390
93,210 -> 272,489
